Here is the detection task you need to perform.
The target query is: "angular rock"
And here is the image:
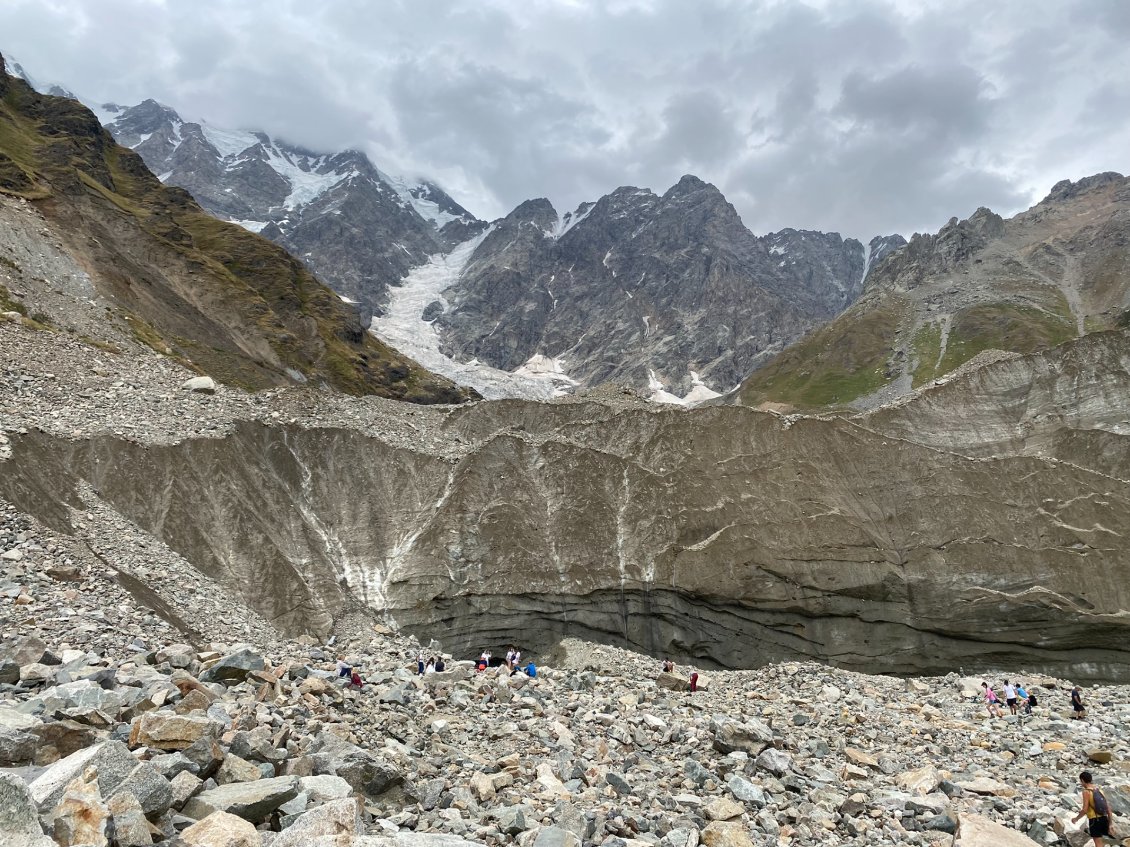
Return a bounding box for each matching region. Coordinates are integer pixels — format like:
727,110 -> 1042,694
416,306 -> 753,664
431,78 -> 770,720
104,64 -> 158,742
754,747 -> 791,776
29,740 -> 139,813
170,770 -> 204,810
129,711 -> 223,751
180,810 -> 262,847
656,672 -> 690,692
215,753 -> 262,785
108,761 -> 173,817
954,812 -> 1041,846
198,649 -> 264,684
106,792 -> 151,847
272,797 -> 361,847
704,796 -> 744,821
897,764 -> 942,795
0,726 -> 36,766
50,766 -> 109,847
30,719 -> 97,765
711,717 -> 773,755
180,775 -> 299,823
701,821 -> 755,847
727,775 -> 766,807
0,773 -> 56,847
298,774 -> 353,804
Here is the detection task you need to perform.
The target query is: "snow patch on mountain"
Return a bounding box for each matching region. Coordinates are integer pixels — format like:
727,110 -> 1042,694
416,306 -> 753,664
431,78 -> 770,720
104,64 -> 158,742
200,122 -> 259,159
547,204 -> 595,239
647,370 -> 721,407
371,230 -> 575,400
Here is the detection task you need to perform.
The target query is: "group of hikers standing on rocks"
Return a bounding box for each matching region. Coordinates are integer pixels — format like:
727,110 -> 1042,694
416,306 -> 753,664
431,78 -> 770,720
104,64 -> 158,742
476,645 -> 536,677
980,677 -> 1090,720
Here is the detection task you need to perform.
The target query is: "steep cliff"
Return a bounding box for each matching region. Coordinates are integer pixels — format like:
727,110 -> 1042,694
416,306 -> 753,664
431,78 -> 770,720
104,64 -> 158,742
3,322 -> 1128,680
431,178 -> 902,397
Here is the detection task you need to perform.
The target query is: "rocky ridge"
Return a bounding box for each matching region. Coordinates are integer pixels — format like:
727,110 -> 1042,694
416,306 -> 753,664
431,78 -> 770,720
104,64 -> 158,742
94,98 -> 484,323
427,177 -> 905,399
738,172 -> 1130,410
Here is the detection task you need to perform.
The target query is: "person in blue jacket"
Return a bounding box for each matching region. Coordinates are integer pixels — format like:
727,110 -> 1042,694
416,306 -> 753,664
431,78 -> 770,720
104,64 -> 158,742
525,661 -> 537,678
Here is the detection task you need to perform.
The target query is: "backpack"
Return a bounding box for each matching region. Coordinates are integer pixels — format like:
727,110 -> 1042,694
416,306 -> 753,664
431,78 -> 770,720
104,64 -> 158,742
1093,788 -> 1110,817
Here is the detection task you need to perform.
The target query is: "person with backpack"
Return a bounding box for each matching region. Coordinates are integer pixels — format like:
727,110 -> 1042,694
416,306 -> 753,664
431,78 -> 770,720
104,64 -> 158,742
982,681 -> 1003,718
1071,686 -> 1087,719
1072,771 -> 1112,845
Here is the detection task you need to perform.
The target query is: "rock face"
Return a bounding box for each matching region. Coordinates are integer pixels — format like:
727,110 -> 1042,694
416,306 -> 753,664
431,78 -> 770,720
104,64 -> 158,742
739,172 -> 1130,410
429,179 -> 904,398
95,99 -> 482,323
3,322 -> 1129,679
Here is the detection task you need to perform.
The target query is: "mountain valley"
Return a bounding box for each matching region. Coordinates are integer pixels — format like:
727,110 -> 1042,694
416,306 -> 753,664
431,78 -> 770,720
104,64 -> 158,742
1,47 -> 1130,847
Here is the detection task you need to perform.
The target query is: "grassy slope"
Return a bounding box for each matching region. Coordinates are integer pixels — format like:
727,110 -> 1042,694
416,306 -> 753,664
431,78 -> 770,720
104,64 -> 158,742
737,297 -> 907,408
0,57 -> 474,403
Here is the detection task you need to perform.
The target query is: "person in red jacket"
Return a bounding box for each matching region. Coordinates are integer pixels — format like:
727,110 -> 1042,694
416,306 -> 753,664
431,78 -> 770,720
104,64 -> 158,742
689,672 -> 699,693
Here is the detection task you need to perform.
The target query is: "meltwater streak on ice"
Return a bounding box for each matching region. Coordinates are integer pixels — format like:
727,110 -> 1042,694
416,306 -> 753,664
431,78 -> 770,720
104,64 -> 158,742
371,231 -> 575,401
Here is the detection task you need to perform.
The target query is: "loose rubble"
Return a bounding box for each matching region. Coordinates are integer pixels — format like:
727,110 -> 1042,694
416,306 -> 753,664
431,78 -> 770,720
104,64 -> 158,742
2,542 -> 1129,847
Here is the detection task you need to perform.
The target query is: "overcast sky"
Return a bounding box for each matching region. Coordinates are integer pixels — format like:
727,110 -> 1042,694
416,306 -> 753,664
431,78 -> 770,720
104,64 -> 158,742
2,0 -> 1128,239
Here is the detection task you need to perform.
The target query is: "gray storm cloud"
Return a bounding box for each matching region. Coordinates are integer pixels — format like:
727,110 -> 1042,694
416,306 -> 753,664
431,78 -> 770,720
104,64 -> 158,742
2,0 -> 1127,239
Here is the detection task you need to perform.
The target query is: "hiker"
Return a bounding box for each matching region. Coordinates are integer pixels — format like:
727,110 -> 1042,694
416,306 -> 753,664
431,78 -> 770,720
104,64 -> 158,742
335,658 -> 351,678
689,671 -> 699,693
525,661 -> 537,678
1003,679 -> 1018,715
1027,685 -> 1039,711
1072,771 -> 1112,845
1071,686 -> 1087,719
982,681 -> 1003,718
349,668 -> 363,689
479,649 -> 491,669
662,658 -> 674,673
435,657 -> 446,672
1015,681 -> 1032,715
511,649 -> 522,673
425,657 -> 436,674
417,654 -> 426,676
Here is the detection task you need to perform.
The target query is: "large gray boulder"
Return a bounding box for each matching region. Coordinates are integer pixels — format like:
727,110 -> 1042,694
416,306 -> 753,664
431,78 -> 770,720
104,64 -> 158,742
28,739 -> 139,812
0,773 -> 56,847
181,775 -> 300,823
711,717 -> 774,755
199,649 -> 264,684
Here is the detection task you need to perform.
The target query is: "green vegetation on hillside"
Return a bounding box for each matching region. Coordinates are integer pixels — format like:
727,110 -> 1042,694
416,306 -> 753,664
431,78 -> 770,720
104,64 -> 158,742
910,322 -> 943,388
937,302 -> 1075,375
738,299 -> 906,408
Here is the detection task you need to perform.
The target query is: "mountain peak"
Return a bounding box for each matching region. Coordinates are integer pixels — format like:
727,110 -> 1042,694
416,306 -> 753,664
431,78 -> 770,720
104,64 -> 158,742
505,197 -> 557,226
661,175 -> 729,209
1041,171 -> 1126,205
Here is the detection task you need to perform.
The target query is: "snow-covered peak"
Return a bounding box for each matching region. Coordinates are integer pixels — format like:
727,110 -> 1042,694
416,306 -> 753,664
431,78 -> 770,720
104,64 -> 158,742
200,121 -> 260,159
2,54 -> 36,87
377,170 -> 477,230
